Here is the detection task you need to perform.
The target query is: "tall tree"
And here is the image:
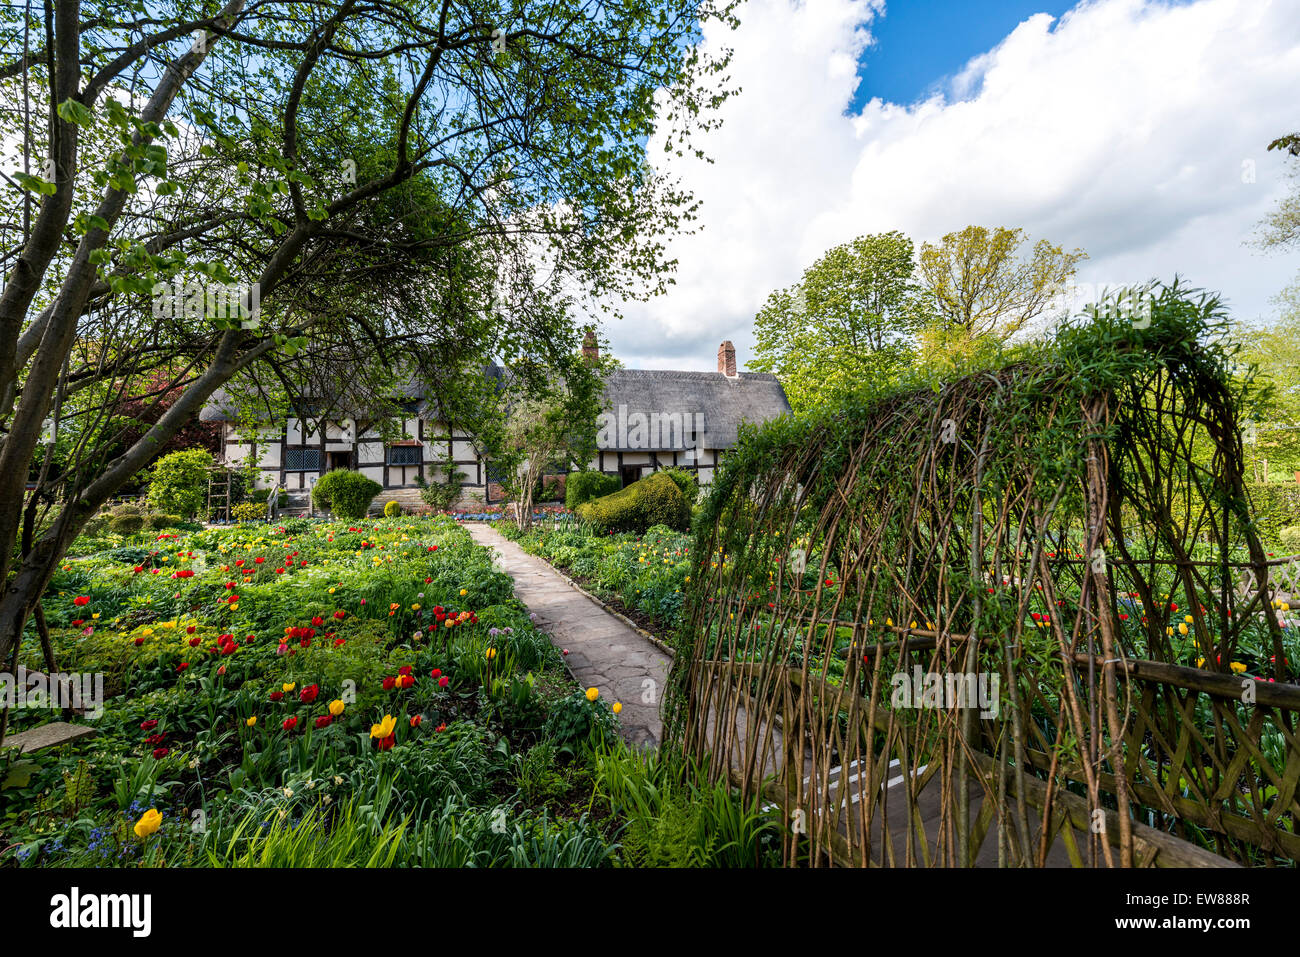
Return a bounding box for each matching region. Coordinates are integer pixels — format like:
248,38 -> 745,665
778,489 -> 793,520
1256,132 -> 1300,252
1236,281 -> 1300,482
916,225 -> 1087,370
751,231 -> 926,412
0,0 -> 738,665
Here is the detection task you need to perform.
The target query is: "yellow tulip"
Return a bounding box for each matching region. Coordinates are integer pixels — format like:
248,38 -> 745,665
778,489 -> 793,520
282,682 -> 295,693
1230,662 -> 1247,674
485,648 -> 497,660
1178,623 -> 1188,635
133,808 -> 163,839
245,716 -> 257,727
459,589 -> 467,596
370,714 -> 397,739
585,687 -> 599,702
612,702 -> 623,714
329,700 -> 345,717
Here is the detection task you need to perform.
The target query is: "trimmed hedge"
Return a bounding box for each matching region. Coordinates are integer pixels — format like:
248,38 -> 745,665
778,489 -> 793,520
660,467 -> 700,508
565,470 -> 621,509
312,469 -> 382,519
108,513 -> 144,535
1247,484 -> 1300,548
384,500 -> 403,517
577,471 -> 690,533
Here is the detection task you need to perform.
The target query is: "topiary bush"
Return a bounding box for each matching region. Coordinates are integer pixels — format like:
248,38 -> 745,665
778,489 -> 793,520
660,467 -> 700,508
384,500 -> 402,518
108,513 -> 144,535
146,449 -> 213,518
312,469 -> 382,519
142,513 -> 183,531
565,470 -> 621,509
1280,525 -> 1300,554
577,471 -> 689,534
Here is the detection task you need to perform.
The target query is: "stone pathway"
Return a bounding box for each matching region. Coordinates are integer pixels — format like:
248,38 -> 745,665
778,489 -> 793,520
465,523 -> 670,748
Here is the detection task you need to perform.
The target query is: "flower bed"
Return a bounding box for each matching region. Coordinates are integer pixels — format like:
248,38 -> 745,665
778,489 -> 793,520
1,516 -> 778,867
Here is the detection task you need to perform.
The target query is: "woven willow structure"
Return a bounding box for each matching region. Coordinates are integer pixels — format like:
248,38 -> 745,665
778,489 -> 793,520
672,289 -> 1300,867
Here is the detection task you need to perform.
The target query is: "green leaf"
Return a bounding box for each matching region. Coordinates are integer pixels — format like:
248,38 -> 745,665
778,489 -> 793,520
56,98 -> 93,128
13,172 -> 56,196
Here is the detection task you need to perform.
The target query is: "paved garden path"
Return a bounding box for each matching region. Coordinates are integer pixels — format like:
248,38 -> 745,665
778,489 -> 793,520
465,523 -> 670,748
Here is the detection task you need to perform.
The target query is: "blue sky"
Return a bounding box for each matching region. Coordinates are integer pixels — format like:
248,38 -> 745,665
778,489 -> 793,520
612,0 -> 1299,370
851,0 -> 1078,107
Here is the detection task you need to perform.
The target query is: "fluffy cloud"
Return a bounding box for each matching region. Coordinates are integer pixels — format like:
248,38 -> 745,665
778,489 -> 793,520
609,0 -> 1300,370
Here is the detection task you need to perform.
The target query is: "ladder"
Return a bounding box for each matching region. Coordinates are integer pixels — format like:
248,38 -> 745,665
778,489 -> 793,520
207,468 -> 233,523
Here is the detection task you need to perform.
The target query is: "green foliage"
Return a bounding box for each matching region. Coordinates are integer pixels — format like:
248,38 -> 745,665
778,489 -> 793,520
577,472 -> 689,534
146,449 -> 213,518
142,513 -> 183,531
108,513 -> 144,535
232,502 -> 265,524
312,469 -> 382,519
752,230 -> 927,412
1280,526 -> 1300,553
383,500 -> 403,518
591,743 -> 781,867
542,691 -> 619,756
659,468 -> 700,508
565,470 -> 621,508
1247,485 -> 1300,547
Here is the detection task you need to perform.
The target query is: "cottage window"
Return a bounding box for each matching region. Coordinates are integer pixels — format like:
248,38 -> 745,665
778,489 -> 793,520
285,447 -> 323,471
387,444 -> 422,466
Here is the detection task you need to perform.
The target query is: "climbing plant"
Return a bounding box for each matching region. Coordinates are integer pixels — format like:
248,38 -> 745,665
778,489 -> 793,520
671,281 -> 1300,868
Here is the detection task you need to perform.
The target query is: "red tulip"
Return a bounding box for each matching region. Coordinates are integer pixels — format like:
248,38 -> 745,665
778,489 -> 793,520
152,748 -> 169,760
283,717 -> 298,731
73,596 -> 90,606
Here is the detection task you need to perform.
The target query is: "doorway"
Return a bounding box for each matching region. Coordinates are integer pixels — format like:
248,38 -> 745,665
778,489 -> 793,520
327,450 -> 352,471
620,465 -> 641,488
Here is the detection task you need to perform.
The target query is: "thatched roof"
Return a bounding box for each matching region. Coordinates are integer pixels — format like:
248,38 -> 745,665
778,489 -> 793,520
200,365 -> 791,452
597,369 -> 790,450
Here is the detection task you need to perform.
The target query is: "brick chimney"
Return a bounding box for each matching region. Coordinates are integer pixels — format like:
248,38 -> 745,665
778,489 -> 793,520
582,329 -> 600,367
717,340 -> 737,377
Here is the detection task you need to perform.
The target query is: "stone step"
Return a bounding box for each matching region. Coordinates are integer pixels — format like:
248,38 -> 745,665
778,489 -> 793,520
1,721 -> 98,753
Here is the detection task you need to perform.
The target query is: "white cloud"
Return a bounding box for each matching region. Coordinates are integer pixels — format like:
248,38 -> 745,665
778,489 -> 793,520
609,0 -> 1300,370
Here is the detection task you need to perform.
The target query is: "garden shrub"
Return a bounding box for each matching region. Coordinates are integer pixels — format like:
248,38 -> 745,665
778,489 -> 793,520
660,467 -> 700,508
577,472 -> 689,534
231,502 -> 265,523
1248,485 -> 1300,547
142,513 -> 183,530
384,500 -> 402,518
565,470 -> 620,509
1281,525 -> 1300,554
108,513 -> 144,535
312,469 -> 382,518
146,449 -> 213,518
532,474 -> 565,503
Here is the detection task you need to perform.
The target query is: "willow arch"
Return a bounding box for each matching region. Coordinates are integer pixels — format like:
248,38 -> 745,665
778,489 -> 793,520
671,285 -> 1300,867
